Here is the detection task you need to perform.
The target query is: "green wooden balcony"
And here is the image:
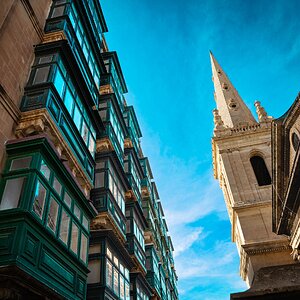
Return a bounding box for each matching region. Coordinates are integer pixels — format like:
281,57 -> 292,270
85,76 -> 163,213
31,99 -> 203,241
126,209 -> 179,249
87,233 -> 132,300
0,137 -> 96,299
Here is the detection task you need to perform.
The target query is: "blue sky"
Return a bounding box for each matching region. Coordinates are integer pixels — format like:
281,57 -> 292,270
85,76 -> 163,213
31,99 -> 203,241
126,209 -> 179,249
101,1 -> 300,299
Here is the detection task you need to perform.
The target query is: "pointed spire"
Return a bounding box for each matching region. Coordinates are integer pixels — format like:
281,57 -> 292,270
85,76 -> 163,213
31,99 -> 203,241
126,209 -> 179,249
210,52 -> 257,128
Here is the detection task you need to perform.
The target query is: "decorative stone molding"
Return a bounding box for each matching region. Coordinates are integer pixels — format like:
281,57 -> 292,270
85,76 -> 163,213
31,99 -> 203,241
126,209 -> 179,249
96,137 -> 114,153
15,109 -> 92,195
42,30 -> 67,44
255,100 -> 272,123
99,84 -> 114,95
0,84 -> 21,123
141,186 -> 150,198
90,212 -> 126,244
124,138 -> 133,149
125,190 -> 137,202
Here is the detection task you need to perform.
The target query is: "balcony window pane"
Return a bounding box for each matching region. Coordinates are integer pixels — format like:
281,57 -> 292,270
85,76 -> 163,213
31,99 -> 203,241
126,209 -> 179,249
120,275 -> 125,299
89,137 -> 95,155
70,222 -> 79,254
47,197 -> 59,232
0,177 -> 25,210
53,177 -> 62,197
95,172 -> 104,188
81,121 -> 89,145
10,157 -> 31,170
125,282 -> 130,300
64,88 -> 74,113
54,69 -> 65,97
106,260 -> 113,288
113,268 -> 119,296
40,160 -> 51,180
64,192 -> 72,208
73,105 -> 81,130
87,259 -> 101,284
107,247 -> 112,259
74,204 -> 81,220
39,55 -> 52,64
82,214 -> 88,230
33,181 -> 47,218
33,66 -> 50,84
59,209 -> 70,244
80,232 -> 88,262
51,6 -> 65,18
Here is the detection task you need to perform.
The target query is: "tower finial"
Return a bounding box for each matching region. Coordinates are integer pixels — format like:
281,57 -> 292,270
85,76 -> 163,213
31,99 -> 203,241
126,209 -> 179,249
210,52 -> 257,128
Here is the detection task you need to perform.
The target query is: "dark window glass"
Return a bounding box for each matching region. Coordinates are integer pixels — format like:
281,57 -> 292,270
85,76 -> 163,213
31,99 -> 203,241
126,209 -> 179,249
292,132 -> 300,151
52,6 -> 65,17
0,177 -> 26,210
47,197 -> 59,232
59,209 -> 70,244
250,156 -> 271,186
33,181 -> 47,218
33,66 -> 50,84
10,157 -> 31,170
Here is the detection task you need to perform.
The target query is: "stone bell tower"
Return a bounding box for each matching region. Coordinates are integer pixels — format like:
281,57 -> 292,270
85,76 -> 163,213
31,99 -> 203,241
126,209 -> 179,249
210,52 -> 293,287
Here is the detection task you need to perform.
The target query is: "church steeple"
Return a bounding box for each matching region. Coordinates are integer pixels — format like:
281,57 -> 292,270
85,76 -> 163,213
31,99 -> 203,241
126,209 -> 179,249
210,51 -> 257,128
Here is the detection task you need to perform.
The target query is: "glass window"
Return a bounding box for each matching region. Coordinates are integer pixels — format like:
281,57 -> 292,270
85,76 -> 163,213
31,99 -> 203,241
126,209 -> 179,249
87,260 -> 101,284
74,204 -> 81,220
95,172 -> 104,188
40,160 -> 51,180
47,197 -> 59,232
82,214 -> 89,230
113,268 -> 119,296
73,104 -> 81,129
54,69 -> 65,97
59,209 -> 70,244
107,247 -> 112,259
0,177 -> 25,210
10,157 -> 31,171
51,6 -> 65,17
80,233 -> 88,263
39,55 -> 52,64
64,88 -> 74,113
70,222 -> 79,254
33,66 -> 50,84
33,181 -> 47,219
81,121 -> 89,145
53,177 -> 62,196
120,275 -> 125,299
64,192 -> 72,208
106,260 -> 113,288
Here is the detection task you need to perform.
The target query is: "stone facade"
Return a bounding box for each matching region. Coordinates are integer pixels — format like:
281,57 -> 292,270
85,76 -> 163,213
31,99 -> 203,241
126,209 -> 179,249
210,52 -> 294,293
0,0 -> 51,168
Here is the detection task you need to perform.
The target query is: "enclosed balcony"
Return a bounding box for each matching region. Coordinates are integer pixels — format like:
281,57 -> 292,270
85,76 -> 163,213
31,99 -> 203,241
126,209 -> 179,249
145,245 -> 161,298
124,149 -> 144,209
19,51 -> 102,189
130,272 -> 152,300
0,137 -> 97,299
91,156 -> 129,240
125,203 -> 147,273
87,232 -> 133,300
139,157 -> 153,198
45,0 -> 107,105
98,93 -> 128,166
123,106 -> 142,156
101,52 -> 128,113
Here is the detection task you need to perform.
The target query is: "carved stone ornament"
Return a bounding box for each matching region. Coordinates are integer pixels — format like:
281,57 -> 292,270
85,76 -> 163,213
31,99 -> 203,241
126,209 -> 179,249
213,109 -> 225,130
99,84 -> 114,95
15,109 -> 92,195
90,212 -> 126,244
124,138 -> 133,149
254,100 -> 272,122
141,186 -> 149,198
42,30 -> 67,44
96,137 -> 114,153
